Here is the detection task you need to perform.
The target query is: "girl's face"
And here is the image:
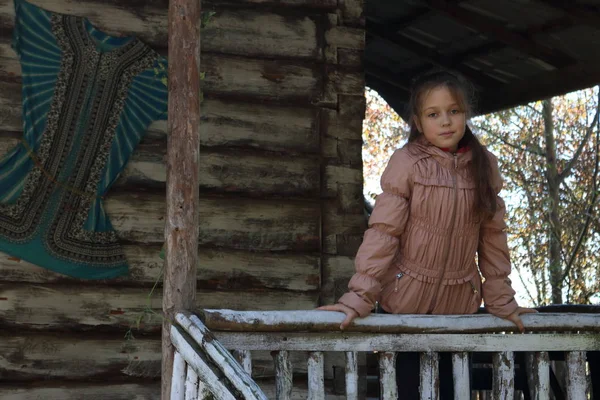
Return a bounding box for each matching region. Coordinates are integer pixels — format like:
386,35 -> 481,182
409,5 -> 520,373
414,86 -> 466,152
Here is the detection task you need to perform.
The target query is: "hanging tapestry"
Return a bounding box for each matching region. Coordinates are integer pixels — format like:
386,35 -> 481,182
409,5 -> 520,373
0,0 -> 168,279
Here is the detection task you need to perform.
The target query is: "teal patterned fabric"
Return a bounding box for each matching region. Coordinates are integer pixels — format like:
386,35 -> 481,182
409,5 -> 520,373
0,0 -> 168,279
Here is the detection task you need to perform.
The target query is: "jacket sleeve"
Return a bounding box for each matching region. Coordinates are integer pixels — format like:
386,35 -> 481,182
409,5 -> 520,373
337,149 -> 413,317
478,152 -> 519,318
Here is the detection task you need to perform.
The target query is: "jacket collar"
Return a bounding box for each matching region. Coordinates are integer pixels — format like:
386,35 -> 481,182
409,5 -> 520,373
412,135 -> 473,170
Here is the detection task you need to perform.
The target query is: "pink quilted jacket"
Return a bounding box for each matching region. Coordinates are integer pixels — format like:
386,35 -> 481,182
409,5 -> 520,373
338,137 -> 519,318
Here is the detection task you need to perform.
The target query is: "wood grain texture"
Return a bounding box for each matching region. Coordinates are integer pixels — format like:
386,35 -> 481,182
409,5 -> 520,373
0,43 -> 323,102
213,332 -> 600,352
0,134 -> 320,196
378,352 -> 397,399
200,310 -> 600,333
525,352 -> 550,400
102,192 -> 321,251
0,86 -> 320,153
307,351 -> 325,400
273,350 -> 293,400
0,384 -> 162,400
0,333 -> 162,380
0,381 -> 347,400
162,0 -> 201,395
420,351 -> 439,400
175,313 -> 268,400
0,0 -> 322,59
565,351 -> 587,400
0,284 -> 319,332
0,334 -> 341,381
0,246 -> 321,291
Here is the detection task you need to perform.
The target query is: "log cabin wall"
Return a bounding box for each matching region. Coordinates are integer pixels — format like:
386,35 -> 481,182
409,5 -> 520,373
0,0 -> 365,398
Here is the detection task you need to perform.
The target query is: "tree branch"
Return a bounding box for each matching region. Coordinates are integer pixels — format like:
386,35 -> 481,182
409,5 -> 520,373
525,103 -> 543,116
559,87 -> 600,182
511,244 -> 539,306
561,115 -> 600,282
476,124 -> 545,156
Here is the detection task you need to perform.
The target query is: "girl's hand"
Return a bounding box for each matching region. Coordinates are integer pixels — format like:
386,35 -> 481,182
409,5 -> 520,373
316,303 -> 359,330
504,307 -> 538,333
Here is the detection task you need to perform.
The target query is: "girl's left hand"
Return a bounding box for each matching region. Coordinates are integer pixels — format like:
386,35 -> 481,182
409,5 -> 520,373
504,307 -> 538,333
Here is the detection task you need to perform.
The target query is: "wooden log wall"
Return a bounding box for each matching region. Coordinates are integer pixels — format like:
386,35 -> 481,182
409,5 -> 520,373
0,0 -> 365,398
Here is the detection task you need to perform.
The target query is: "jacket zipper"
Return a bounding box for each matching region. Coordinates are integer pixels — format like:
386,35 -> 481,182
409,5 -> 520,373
469,280 -> 478,294
427,153 -> 459,314
393,272 -> 404,293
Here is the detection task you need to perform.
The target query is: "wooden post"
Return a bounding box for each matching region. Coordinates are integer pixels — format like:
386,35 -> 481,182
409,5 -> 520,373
420,351 -> 440,400
379,352 -> 398,399
525,352 -> 550,400
566,351 -> 587,400
307,351 -> 325,400
452,352 -> 470,400
492,351 -> 515,400
273,350 -> 293,400
162,0 -> 201,397
345,351 -> 359,400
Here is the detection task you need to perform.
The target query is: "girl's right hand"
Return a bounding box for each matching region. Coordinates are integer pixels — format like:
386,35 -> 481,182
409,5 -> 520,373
316,303 -> 359,330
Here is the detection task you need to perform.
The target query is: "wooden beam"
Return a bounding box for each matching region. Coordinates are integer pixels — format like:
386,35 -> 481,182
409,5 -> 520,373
367,21 -> 504,88
377,8 -> 434,32
214,332 -> 600,352
162,0 -> 201,398
424,0 -> 575,68
478,63 -> 600,115
199,310 -> 600,333
365,62 -> 410,92
366,13 -> 572,88
538,0 -> 600,29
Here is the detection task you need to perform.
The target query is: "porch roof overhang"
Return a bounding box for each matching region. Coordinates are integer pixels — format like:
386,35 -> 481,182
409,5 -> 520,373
366,0 -> 600,117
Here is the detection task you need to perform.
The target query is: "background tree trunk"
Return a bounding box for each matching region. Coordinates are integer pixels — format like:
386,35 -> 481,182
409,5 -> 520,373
542,99 -> 563,304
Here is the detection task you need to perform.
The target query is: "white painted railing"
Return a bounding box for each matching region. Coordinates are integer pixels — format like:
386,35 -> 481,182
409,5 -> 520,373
170,310 -> 600,399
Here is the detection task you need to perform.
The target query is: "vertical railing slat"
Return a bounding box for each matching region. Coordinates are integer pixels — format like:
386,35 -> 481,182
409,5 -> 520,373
185,365 -> 199,400
420,351 -> 439,400
171,351 -> 187,400
492,351 -> 514,400
452,352 -> 470,400
273,350 -> 293,400
345,351 -> 359,400
198,380 -> 211,399
379,352 -> 398,400
525,352 -> 550,400
307,351 -> 325,400
566,351 -> 587,400
234,350 -> 253,376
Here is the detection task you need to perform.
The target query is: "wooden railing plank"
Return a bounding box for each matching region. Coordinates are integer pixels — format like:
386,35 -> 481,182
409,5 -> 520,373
212,332 -> 600,352
452,352 -> 470,400
307,351 -> 325,400
492,351 -> 514,400
273,350 -> 293,400
175,313 -> 267,400
234,350 -> 253,376
525,352 -> 550,400
184,366 -> 200,400
199,310 -> 600,333
169,325 -> 236,400
344,351 -> 358,400
566,351 -> 587,400
198,381 -> 211,399
420,351 -> 439,400
378,352 -> 397,400
170,351 -> 187,400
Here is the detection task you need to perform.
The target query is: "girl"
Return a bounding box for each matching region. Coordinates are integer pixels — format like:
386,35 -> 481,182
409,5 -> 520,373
318,69 -> 536,396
